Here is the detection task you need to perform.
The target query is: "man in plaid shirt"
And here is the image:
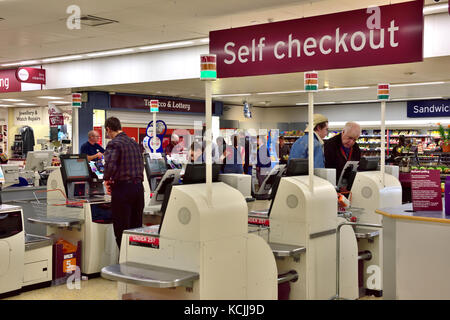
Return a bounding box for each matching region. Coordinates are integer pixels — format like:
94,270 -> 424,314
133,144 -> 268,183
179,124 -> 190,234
103,117 -> 144,249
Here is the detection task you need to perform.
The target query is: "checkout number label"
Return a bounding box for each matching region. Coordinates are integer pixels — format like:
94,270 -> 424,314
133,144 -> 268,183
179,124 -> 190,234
129,235 -> 160,249
248,217 -> 270,227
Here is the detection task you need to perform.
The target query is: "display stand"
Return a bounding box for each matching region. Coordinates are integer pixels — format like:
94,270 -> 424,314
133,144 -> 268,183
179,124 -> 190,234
52,240 -> 82,286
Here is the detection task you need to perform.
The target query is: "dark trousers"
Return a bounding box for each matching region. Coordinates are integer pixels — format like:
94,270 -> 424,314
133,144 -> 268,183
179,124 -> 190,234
111,181 -> 144,249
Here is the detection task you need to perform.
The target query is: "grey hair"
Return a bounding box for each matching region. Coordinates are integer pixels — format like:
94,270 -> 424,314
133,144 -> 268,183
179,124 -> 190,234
88,130 -> 97,138
342,122 -> 361,136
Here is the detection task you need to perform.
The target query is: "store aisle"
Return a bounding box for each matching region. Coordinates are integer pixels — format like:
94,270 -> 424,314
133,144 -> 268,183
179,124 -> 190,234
4,277 -> 118,300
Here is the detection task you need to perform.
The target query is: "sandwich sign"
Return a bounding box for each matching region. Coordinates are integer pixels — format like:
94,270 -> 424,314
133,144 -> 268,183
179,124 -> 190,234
407,99 -> 450,118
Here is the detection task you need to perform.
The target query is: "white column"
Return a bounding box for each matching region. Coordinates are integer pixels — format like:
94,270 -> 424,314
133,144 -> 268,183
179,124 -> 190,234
72,107 -> 79,153
380,100 -> 386,186
205,80 -> 213,206
308,92 -> 314,193
153,112 -> 156,153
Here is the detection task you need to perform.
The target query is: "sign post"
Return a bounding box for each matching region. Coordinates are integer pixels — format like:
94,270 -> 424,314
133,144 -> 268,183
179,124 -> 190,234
377,84 -> 390,186
304,71 -> 318,193
200,54 -> 217,207
150,100 -> 159,154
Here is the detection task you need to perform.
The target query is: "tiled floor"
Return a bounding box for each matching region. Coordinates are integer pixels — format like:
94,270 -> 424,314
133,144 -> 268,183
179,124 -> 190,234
3,277 -> 381,300
4,277 -> 118,300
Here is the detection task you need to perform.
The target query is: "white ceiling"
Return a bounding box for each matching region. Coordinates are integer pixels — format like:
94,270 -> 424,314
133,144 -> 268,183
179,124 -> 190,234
0,0 -> 448,108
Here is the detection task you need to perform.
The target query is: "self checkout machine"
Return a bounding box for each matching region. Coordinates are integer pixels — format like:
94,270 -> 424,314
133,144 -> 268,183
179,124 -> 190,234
142,153 -> 181,225
248,164 -> 286,218
261,158 -> 338,299
24,150 -> 55,186
218,173 -> 253,202
0,166 -> 52,297
101,163 -> 278,300
342,157 -> 402,297
28,154 -> 118,276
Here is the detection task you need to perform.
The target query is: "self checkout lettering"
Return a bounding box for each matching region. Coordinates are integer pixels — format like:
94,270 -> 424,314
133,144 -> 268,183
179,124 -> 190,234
223,21 -> 399,65
0,77 -> 10,90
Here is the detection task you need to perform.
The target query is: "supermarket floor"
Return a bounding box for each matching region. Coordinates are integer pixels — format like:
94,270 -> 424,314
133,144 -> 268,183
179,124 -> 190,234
3,277 -> 381,300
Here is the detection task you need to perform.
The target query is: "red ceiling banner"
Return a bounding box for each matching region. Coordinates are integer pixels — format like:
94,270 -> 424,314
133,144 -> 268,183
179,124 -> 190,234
0,67 -> 46,93
209,1 -> 423,78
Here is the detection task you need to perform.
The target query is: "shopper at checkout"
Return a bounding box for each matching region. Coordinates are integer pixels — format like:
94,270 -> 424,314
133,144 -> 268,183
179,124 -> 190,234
324,121 -> 362,184
80,130 -> 104,161
103,117 -> 145,249
289,113 -> 329,168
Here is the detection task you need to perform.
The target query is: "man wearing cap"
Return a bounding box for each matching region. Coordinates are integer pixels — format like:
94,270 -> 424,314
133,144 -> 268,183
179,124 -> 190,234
324,121 -> 362,182
289,114 -> 329,168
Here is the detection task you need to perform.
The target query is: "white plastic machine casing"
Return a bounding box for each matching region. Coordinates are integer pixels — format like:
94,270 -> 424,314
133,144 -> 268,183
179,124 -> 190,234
118,182 -> 278,300
269,175 -> 337,299
0,205 -> 24,295
218,173 -> 252,199
350,171 -> 402,292
46,169 -> 118,275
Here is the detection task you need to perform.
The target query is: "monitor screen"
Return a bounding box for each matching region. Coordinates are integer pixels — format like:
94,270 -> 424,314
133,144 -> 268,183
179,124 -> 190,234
285,158 -> 308,176
144,154 -> 167,177
89,161 -> 104,180
24,150 -> 54,172
358,157 -> 379,171
337,161 -> 359,191
183,164 -> 221,185
63,157 -> 90,180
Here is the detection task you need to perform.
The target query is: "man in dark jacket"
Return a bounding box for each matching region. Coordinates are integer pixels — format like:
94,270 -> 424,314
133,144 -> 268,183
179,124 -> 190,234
103,117 -> 144,249
324,121 -> 361,183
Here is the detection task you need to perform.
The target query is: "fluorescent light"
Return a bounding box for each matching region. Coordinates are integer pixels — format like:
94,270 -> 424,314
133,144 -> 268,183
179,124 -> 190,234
390,81 -> 445,87
0,104 -> 12,107
1,98 -> 25,102
341,100 -> 379,104
42,55 -> 83,63
318,86 -> 370,91
316,101 -> 337,105
1,60 -> 39,67
199,38 -> 210,43
38,96 -> 62,100
15,103 -> 37,106
423,4 -> 449,15
212,93 -> 251,97
295,103 -> 308,106
391,96 -> 444,101
139,41 -> 195,51
52,101 -> 71,104
257,90 -> 305,95
87,48 -> 134,57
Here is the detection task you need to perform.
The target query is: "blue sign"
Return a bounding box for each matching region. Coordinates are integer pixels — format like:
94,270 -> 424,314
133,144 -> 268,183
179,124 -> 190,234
407,99 -> 450,118
145,120 -> 167,153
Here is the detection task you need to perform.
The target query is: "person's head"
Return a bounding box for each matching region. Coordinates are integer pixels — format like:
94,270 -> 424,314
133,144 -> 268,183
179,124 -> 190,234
398,135 -> 406,146
171,134 -> 179,146
311,114 -> 329,139
279,136 -> 285,146
87,130 -> 100,145
341,122 -> 361,149
104,117 -> 122,139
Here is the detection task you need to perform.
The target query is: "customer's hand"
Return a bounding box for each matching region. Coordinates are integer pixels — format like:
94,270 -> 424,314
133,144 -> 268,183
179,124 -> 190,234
104,180 -> 112,195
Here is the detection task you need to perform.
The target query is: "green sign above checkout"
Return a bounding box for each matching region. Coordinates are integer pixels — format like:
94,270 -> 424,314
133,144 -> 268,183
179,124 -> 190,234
151,107 -> 159,112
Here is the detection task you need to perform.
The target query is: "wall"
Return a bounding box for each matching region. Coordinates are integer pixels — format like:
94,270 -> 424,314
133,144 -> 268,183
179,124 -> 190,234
8,107 -> 50,155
